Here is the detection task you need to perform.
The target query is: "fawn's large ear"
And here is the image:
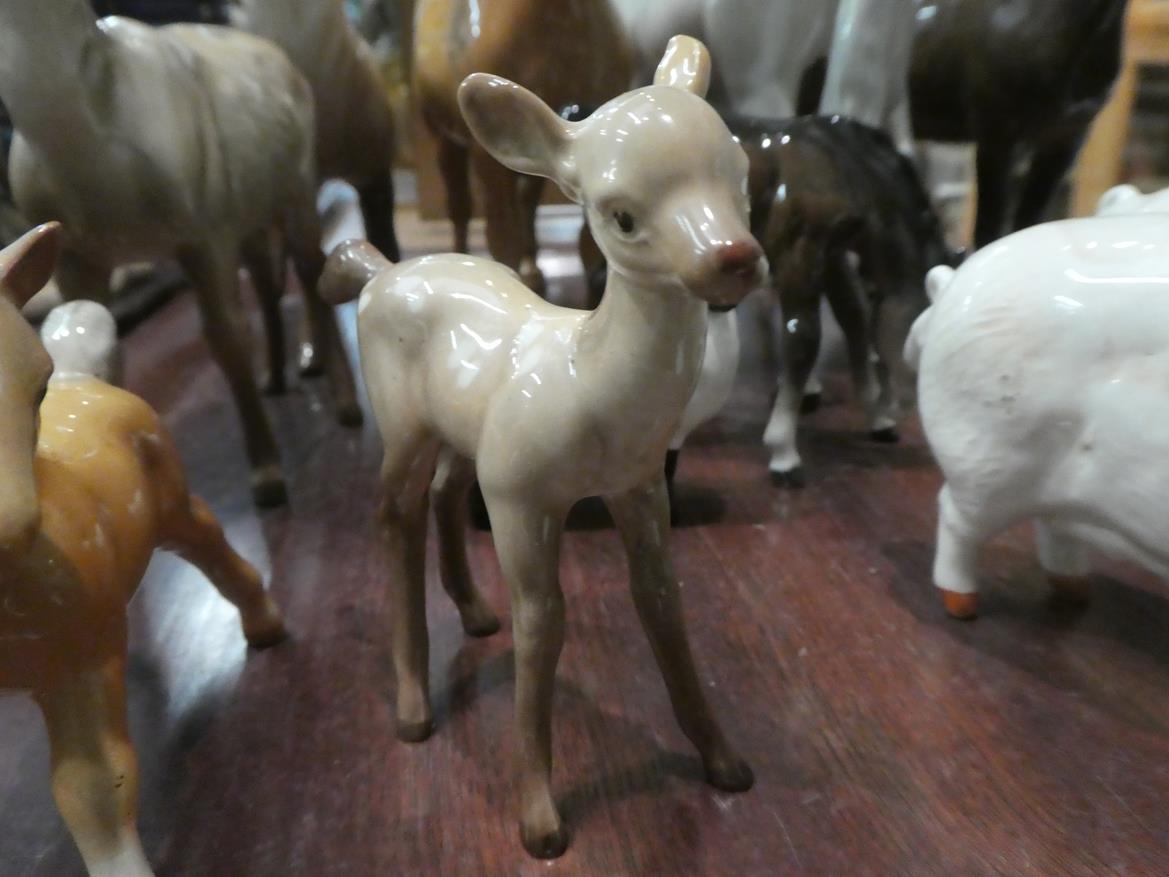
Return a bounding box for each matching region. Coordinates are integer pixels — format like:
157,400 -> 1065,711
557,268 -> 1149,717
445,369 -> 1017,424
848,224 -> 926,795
654,35 -> 711,97
0,223 -> 59,308
459,74 -> 579,198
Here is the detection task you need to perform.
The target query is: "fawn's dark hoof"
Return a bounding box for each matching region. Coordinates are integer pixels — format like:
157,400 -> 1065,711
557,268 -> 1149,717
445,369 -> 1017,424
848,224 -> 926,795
869,426 -> 900,444
244,618 -> 289,650
705,756 -> 755,793
770,466 -> 806,489
336,401 -> 364,428
461,607 -> 502,638
396,717 -> 435,743
521,821 -> 569,860
800,391 -> 822,414
251,468 -> 288,508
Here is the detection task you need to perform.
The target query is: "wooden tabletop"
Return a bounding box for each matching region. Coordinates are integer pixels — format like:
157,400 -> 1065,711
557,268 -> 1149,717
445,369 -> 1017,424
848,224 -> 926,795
3,209 -> 1169,876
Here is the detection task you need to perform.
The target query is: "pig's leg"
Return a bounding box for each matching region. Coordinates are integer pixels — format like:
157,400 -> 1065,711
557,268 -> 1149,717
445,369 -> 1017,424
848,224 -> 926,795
764,292 -> 820,487
1035,521 -> 1092,606
934,484 -> 1000,620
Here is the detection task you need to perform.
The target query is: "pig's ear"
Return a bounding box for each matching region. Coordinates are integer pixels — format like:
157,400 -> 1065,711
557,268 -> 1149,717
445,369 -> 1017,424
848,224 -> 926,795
459,73 -> 580,200
0,223 -> 59,308
1096,184 -> 1141,217
654,35 -> 711,97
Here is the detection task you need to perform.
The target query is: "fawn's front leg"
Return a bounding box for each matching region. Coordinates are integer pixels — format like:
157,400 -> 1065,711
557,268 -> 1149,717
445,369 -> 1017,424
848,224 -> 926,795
604,477 -> 754,793
36,656 -> 154,877
483,493 -> 568,859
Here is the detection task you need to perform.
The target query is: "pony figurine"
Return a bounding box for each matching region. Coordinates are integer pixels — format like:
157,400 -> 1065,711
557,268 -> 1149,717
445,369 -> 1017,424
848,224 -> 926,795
0,223 -> 286,877
321,36 -> 758,859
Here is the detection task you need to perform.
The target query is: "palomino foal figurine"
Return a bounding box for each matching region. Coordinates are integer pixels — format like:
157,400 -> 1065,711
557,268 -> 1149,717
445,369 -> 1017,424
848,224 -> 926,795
322,36 -> 759,858
0,224 -> 286,877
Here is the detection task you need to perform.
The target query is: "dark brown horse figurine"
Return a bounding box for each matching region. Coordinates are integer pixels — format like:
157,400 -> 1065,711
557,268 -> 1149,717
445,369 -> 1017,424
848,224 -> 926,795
910,0 -> 1129,247
736,114 -> 960,485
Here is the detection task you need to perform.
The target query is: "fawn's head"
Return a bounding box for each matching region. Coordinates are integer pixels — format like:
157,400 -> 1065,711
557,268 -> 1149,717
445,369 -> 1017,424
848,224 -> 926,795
459,36 -> 764,308
0,223 -> 59,554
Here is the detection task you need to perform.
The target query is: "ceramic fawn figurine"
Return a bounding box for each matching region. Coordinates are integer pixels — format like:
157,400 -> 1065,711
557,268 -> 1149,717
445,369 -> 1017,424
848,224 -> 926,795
737,115 -> 959,486
0,0 -> 361,506
905,212 -> 1169,620
413,0 -> 633,294
0,223 -> 286,877
911,0 -> 1130,247
240,0 -> 401,261
321,36 -> 759,858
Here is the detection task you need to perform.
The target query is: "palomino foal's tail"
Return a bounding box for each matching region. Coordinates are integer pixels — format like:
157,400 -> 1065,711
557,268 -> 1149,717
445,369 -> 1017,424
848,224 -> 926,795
40,300 -> 122,385
320,239 -> 393,305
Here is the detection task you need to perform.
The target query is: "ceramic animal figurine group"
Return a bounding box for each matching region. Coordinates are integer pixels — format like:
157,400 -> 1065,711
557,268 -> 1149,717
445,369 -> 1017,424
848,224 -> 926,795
0,0 -> 360,507
412,0 -> 633,294
910,0 -> 1130,247
907,204 -> 1169,619
240,0 -> 401,261
736,115 -> 957,485
0,224 -> 285,877
321,36 -> 758,858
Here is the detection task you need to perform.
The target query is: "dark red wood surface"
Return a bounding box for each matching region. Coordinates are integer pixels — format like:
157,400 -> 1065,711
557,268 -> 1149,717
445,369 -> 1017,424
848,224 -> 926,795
4,215 -> 1169,877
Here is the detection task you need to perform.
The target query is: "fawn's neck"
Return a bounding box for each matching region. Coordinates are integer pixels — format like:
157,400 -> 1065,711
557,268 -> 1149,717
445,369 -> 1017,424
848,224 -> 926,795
577,270 -> 709,420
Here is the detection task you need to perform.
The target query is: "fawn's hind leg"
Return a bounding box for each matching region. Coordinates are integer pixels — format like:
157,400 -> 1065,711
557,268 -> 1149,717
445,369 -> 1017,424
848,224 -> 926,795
430,448 -> 500,636
241,231 -> 288,396
380,437 -> 441,741
161,495 -> 286,647
36,655 -> 153,877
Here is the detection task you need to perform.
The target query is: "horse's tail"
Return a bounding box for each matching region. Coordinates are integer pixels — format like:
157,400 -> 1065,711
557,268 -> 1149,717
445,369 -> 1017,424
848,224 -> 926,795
319,239 -> 393,305
903,265 -> 958,372
40,300 -> 121,385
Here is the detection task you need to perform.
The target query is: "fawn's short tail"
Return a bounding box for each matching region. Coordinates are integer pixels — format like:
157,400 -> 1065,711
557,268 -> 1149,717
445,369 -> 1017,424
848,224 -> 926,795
320,239 -> 393,305
903,265 -> 958,372
40,300 -> 122,384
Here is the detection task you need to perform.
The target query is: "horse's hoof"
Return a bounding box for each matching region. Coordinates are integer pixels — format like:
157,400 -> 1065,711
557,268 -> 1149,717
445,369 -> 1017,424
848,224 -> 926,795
396,717 -> 435,743
461,605 -> 501,638
800,391 -> 822,414
939,587 -> 978,620
251,467 -> 288,508
520,820 -> 569,860
705,755 -> 755,793
1049,574 -> 1092,606
869,426 -> 900,444
770,466 -> 806,489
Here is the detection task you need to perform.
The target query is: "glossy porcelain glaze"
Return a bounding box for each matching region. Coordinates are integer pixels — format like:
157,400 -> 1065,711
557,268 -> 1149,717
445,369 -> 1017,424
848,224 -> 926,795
322,36 -> 759,859
1097,183 -> 1169,217
413,0 -> 633,293
240,0 -> 401,260
40,299 -> 121,384
906,215 -> 1169,619
0,224 -> 285,877
0,0 -> 360,505
611,0 -> 915,142
911,0 -> 1129,247
737,114 -> 956,484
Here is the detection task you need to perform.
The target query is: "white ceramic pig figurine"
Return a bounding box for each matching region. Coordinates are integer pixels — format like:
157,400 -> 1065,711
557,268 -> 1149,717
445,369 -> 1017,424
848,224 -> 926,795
320,35 -> 760,859
906,215 -> 1169,619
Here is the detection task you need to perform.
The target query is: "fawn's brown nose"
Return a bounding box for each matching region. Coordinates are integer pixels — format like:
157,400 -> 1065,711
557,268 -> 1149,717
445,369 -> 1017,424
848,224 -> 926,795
714,241 -> 763,280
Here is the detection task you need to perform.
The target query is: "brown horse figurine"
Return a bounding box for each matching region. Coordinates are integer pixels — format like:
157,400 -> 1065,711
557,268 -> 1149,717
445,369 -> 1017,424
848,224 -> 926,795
736,114 -> 960,485
0,223 -> 286,877
910,0 -> 1130,247
412,0 -> 633,294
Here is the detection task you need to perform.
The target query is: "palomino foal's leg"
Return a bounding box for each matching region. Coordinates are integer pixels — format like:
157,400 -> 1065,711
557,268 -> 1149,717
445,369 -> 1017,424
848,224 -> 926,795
430,450 -> 500,636
36,658 -> 154,877
604,478 -> 754,793
241,232 -> 287,396
180,246 -> 286,507
483,494 -> 568,858
380,444 -> 440,742
436,136 -> 471,254
163,495 -> 287,647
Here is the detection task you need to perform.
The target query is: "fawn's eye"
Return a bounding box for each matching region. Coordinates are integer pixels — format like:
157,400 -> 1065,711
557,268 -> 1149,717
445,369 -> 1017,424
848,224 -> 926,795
613,210 -> 636,234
